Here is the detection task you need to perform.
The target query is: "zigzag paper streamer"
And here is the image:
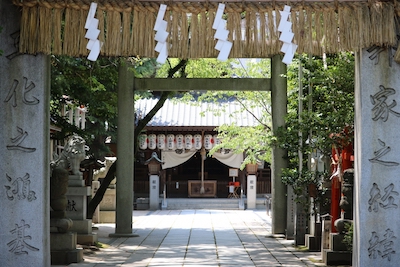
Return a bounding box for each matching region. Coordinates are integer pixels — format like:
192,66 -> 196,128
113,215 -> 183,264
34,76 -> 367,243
85,2 -> 103,61
154,4 -> 169,64
212,3 -> 232,61
278,5 -> 297,65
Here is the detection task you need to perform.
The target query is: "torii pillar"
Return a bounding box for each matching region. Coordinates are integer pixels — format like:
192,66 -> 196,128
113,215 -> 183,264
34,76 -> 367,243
271,54 -> 288,234
110,60 -> 138,237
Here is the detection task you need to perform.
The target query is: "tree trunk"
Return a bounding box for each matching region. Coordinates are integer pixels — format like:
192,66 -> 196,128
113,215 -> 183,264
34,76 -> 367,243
87,59 -> 188,219
87,161 -> 116,219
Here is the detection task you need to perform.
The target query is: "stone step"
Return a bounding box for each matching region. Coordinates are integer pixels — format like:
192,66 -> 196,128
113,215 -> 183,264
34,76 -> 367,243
165,198 -> 241,210
132,198 -> 267,210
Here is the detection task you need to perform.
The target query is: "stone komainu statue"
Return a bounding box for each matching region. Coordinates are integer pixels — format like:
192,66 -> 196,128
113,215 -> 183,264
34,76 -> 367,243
51,133 -> 88,175
50,134 -> 87,232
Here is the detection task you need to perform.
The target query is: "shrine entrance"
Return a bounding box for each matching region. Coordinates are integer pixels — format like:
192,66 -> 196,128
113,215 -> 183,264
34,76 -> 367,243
2,0 -> 400,266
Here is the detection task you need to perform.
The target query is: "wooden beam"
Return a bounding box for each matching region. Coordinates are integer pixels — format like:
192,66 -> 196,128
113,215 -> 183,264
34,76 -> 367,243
134,78 -> 271,91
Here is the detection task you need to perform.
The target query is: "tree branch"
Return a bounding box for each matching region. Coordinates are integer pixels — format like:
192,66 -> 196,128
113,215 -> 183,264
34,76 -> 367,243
87,161 -> 117,219
87,59 -> 188,218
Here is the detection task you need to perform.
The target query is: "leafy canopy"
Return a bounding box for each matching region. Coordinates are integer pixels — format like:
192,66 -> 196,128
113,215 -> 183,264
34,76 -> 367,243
279,52 -> 355,209
51,56 -> 157,159
168,58 -> 274,169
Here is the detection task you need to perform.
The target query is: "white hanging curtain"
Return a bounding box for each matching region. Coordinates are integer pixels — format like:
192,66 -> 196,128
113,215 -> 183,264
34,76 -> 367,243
161,149 -> 243,169
161,150 -> 196,169
212,151 -> 244,168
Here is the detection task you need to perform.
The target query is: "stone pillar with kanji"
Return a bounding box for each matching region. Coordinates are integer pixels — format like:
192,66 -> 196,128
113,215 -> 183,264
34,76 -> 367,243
354,47 -> 400,266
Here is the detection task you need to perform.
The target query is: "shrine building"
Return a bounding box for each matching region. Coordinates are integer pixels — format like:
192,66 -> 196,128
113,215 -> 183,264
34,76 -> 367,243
131,98 -> 271,201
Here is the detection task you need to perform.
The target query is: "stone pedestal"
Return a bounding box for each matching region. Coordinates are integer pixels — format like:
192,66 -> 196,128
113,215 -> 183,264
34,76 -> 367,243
149,175 -> 160,210
50,232 -> 83,265
99,188 -> 116,223
66,174 -> 97,244
321,217 -> 352,265
320,170 -> 354,263
305,222 -> 322,252
322,233 -> 352,266
246,175 -> 257,209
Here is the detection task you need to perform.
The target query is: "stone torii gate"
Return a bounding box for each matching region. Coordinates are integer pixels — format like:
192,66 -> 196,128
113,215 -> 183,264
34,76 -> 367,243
117,58 -> 287,236
1,0 -> 400,266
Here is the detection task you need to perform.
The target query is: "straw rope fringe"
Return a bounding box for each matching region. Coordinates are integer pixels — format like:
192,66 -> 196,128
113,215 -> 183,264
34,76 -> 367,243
13,0 -> 399,58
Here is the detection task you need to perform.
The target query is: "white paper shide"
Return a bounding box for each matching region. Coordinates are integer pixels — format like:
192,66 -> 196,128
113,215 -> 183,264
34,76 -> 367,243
85,2 -> 103,61
212,4 -> 232,61
278,5 -> 297,65
154,4 -> 169,64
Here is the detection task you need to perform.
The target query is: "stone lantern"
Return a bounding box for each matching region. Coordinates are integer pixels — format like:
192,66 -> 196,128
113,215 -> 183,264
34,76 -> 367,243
145,152 -> 163,210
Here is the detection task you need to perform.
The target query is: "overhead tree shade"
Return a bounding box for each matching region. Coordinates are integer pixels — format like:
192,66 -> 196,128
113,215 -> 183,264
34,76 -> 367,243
13,0 -> 399,58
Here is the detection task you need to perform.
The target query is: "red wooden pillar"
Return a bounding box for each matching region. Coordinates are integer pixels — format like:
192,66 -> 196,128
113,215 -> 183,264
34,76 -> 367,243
342,143 -> 354,171
330,142 -> 354,232
330,177 -> 341,232
330,148 -> 341,233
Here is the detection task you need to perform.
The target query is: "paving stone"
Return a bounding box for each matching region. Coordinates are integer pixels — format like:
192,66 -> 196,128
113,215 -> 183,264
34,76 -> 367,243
54,210 -> 321,267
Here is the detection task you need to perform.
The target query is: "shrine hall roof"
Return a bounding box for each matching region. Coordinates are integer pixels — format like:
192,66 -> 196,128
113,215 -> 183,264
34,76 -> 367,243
135,98 -> 265,131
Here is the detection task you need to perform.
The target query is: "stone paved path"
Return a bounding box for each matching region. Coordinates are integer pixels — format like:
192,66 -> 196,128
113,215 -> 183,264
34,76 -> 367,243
62,210 -> 325,267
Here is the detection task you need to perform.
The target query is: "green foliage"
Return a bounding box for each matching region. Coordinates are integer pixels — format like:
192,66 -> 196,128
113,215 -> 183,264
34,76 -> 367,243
183,59 -> 273,168
342,223 -> 353,252
235,58 -> 271,78
281,168 -> 329,214
51,56 -> 118,158
94,241 -> 109,248
210,123 -> 271,170
203,91 -> 272,170
277,52 -> 355,208
52,56 -> 235,160
155,58 -> 271,80
50,56 -> 157,159
156,58 -> 237,78
154,58 -> 274,170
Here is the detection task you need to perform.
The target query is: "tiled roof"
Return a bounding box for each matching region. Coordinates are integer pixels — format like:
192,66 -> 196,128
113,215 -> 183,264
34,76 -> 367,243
135,98 -> 263,128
